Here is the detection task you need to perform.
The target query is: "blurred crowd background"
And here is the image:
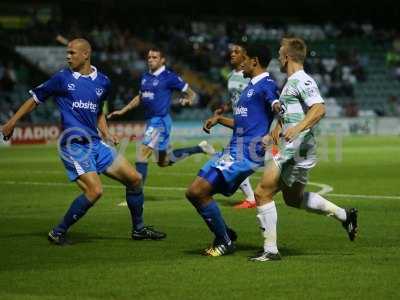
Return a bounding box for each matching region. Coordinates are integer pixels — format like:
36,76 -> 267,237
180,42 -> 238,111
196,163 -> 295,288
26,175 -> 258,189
1,0 -> 400,124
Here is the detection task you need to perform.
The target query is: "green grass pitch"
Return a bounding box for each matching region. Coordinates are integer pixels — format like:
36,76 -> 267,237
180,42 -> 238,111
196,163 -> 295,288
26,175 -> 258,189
0,136 -> 399,299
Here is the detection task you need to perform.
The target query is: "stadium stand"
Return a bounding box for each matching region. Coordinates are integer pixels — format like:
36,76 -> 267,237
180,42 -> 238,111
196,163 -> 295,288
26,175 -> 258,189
1,10 -> 400,122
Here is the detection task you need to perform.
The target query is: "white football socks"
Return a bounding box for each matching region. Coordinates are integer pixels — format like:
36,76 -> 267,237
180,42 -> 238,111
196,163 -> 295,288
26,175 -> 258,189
239,177 -> 255,202
302,192 -> 346,222
256,201 -> 278,254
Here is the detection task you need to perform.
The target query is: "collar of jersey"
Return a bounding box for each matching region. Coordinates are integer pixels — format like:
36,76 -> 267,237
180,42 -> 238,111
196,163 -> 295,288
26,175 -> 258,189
71,66 -> 98,80
250,72 -> 269,85
150,65 -> 166,76
287,69 -> 305,81
232,69 -> 244,76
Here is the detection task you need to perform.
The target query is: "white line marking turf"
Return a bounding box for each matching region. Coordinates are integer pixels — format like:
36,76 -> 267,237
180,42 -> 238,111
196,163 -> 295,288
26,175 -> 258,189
1,180 -> 399,206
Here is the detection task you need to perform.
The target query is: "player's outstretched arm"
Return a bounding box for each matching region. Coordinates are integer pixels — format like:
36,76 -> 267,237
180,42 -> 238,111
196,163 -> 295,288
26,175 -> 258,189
283,103 -> 325,142
203,115 -> 234,134
179,87 -> 196,106
1,98 -> 38,140
213,102 -> 232,116
217,115 -> 234,129
98,112 -> 118,145
107,95 -> 141,119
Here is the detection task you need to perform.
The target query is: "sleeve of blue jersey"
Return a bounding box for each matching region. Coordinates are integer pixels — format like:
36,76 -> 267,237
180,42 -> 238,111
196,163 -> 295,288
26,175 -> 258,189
168,70 -> 188,91
101,76 -> 111,102
29,71 -> 63,104
97,76 -> 111,114
263,81 -> 280,108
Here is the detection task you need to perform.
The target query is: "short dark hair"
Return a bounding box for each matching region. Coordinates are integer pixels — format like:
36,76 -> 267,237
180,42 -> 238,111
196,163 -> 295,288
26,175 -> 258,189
231,41 -> 247,52
244,43 -> 272,68
148,47 -> 165,58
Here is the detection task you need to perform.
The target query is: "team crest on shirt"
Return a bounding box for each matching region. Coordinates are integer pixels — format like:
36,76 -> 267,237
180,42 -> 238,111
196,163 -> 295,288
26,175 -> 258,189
153,79 -> 159,86
96,88 -> 104,97
247,89 -> 255,97
67,83 -> 76,91
141,78 -> 146,85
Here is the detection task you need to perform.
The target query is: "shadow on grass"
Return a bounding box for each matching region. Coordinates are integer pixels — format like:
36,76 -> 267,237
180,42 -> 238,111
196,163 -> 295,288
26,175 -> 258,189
0,231 -> 130,244
183,243 -> 312,257
215,198 -> 243,208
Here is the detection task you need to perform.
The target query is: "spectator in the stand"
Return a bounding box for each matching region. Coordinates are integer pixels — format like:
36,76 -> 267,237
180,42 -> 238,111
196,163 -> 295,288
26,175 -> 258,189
386,95 -> 400,116
345,100 -> 359,117
386,36 -> 400,81
349,48 -> 367,82
0,62 -> 17,92
0,61 -> 5,90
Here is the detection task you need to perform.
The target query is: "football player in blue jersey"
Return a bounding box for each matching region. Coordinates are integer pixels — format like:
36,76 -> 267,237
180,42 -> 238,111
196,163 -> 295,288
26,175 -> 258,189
107,48 -> 215,224
1,38 -> 166,245
185,43 -> 281,256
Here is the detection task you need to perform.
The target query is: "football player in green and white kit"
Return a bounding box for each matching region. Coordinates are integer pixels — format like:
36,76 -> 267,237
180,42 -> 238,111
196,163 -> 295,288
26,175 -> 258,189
250,37 -> 358,261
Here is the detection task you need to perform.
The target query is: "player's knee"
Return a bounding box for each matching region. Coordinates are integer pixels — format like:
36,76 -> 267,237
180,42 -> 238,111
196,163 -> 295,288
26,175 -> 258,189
185,186 -> 201,203
128,172 -> 142,190
255,184 -> 274,203
185,188 -> 196,202
255,183 -> 269,197
87,185 -> 103,201
254,187 -> 264,203
283,193 -> 303,208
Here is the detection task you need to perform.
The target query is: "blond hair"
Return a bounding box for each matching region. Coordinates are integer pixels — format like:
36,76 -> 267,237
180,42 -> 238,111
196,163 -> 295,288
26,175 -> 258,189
281,37 -> 307,64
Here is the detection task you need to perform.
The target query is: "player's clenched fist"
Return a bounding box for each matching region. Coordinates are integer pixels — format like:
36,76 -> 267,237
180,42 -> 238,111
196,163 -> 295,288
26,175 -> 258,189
1,120 -> 16,141
203,116 -> 219,134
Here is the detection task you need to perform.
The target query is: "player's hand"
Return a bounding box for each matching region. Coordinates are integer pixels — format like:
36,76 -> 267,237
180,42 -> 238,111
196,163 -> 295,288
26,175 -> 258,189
104,134 -> 119,146
213,107 -> 224,116
262,134 -> 273,149
283,126 -> 301,142
272,101 -> 282,114
203,116 -> 219,134
107,110 -> 123,119
1,120 -> 16,141
179,98 -> 192,106
270,127 -> 281,145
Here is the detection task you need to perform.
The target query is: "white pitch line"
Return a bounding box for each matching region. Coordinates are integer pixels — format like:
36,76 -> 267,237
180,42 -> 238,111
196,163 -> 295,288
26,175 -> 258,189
327,193 -> 400,200
0,180 -> 186,191
308,181 -> 333,195
0,180 -> 331,195
2,179 -> 399,202
0,169 -> 333,194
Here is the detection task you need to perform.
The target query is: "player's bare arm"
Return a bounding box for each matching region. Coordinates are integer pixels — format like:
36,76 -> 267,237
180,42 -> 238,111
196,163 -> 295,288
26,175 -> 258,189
107,95 -> 141,119
217,115 -> 234,129
1,97 -> 37,140
98,112 -> 118,145
203,114 -> 235,134
283,103 -> 325,142
179,86 -> 196,106
213,100 -> 232,116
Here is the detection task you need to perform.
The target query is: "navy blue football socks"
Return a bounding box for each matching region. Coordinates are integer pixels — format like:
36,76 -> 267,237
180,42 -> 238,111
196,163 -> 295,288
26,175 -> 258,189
54,194 -> 93,234
169,146 -> 203,164
197,200 -> 231,245
126,186 -> 145,231
135,162 -> 148,184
